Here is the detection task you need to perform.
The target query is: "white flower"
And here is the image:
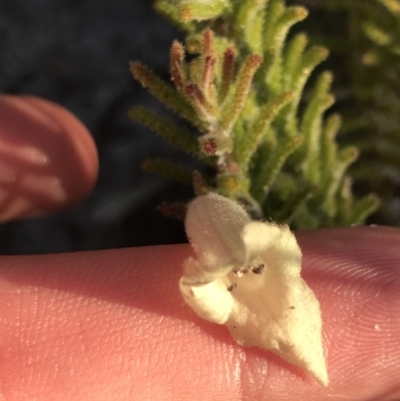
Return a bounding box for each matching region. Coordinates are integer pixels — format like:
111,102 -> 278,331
179,193 -> 329,386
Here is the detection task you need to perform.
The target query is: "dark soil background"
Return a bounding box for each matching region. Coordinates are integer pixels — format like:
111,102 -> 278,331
0,0 -> 194,254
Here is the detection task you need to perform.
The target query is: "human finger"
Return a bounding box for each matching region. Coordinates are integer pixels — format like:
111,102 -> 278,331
0,95 -> 98,221
0,227 -> 399,400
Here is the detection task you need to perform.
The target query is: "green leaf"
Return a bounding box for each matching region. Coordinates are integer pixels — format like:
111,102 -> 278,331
176,0 -> 230,22
234,90 -> 294,169
220,55 -> 263,133
283,46 -> 329,136
282,33 -> 308,88
322,146 -> 358,217
320,114 -> 341,184
264,7 -> 309,94
377,0 -> 400,14
153,0 -> 195,31
346,194 -> 380,226
263,0 -> 285,50
129,107 -> 201,158
236,0 -> 270,54
130,62 -> 198,125
252,135 -> 304,203
276,185 -> 316,224
301,72 -> 335,183
143,158 -> 193,186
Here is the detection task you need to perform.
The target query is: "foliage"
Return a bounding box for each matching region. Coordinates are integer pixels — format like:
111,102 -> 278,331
297,0 -> 400,225
130,0 -> 380,229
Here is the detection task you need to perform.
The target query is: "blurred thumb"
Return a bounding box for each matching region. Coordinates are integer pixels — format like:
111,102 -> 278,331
0,95 -> 98,221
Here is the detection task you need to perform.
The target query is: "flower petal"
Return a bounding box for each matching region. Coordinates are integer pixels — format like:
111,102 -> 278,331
184,192 -> 250,269
180,260 -> 234,324
226,274 -> 328,386
242,221 -> 302,277
180,193 -> 328,386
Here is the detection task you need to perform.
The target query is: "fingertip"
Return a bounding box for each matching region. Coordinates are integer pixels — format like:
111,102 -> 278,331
296,226 -> 400,398
0,95 -> 98,221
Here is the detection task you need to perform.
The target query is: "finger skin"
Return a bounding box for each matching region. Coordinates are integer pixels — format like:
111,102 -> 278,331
0,95 -> 98,221
0,227 -> 399,400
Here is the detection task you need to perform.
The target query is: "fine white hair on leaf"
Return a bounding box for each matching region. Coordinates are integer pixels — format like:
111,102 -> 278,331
179,192 -> 329,386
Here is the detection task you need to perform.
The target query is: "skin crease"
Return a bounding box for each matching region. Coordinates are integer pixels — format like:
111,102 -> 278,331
0,95 -> 399,401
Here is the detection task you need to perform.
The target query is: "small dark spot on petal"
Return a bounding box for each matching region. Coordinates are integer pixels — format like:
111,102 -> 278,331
251,264 -> 265,274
